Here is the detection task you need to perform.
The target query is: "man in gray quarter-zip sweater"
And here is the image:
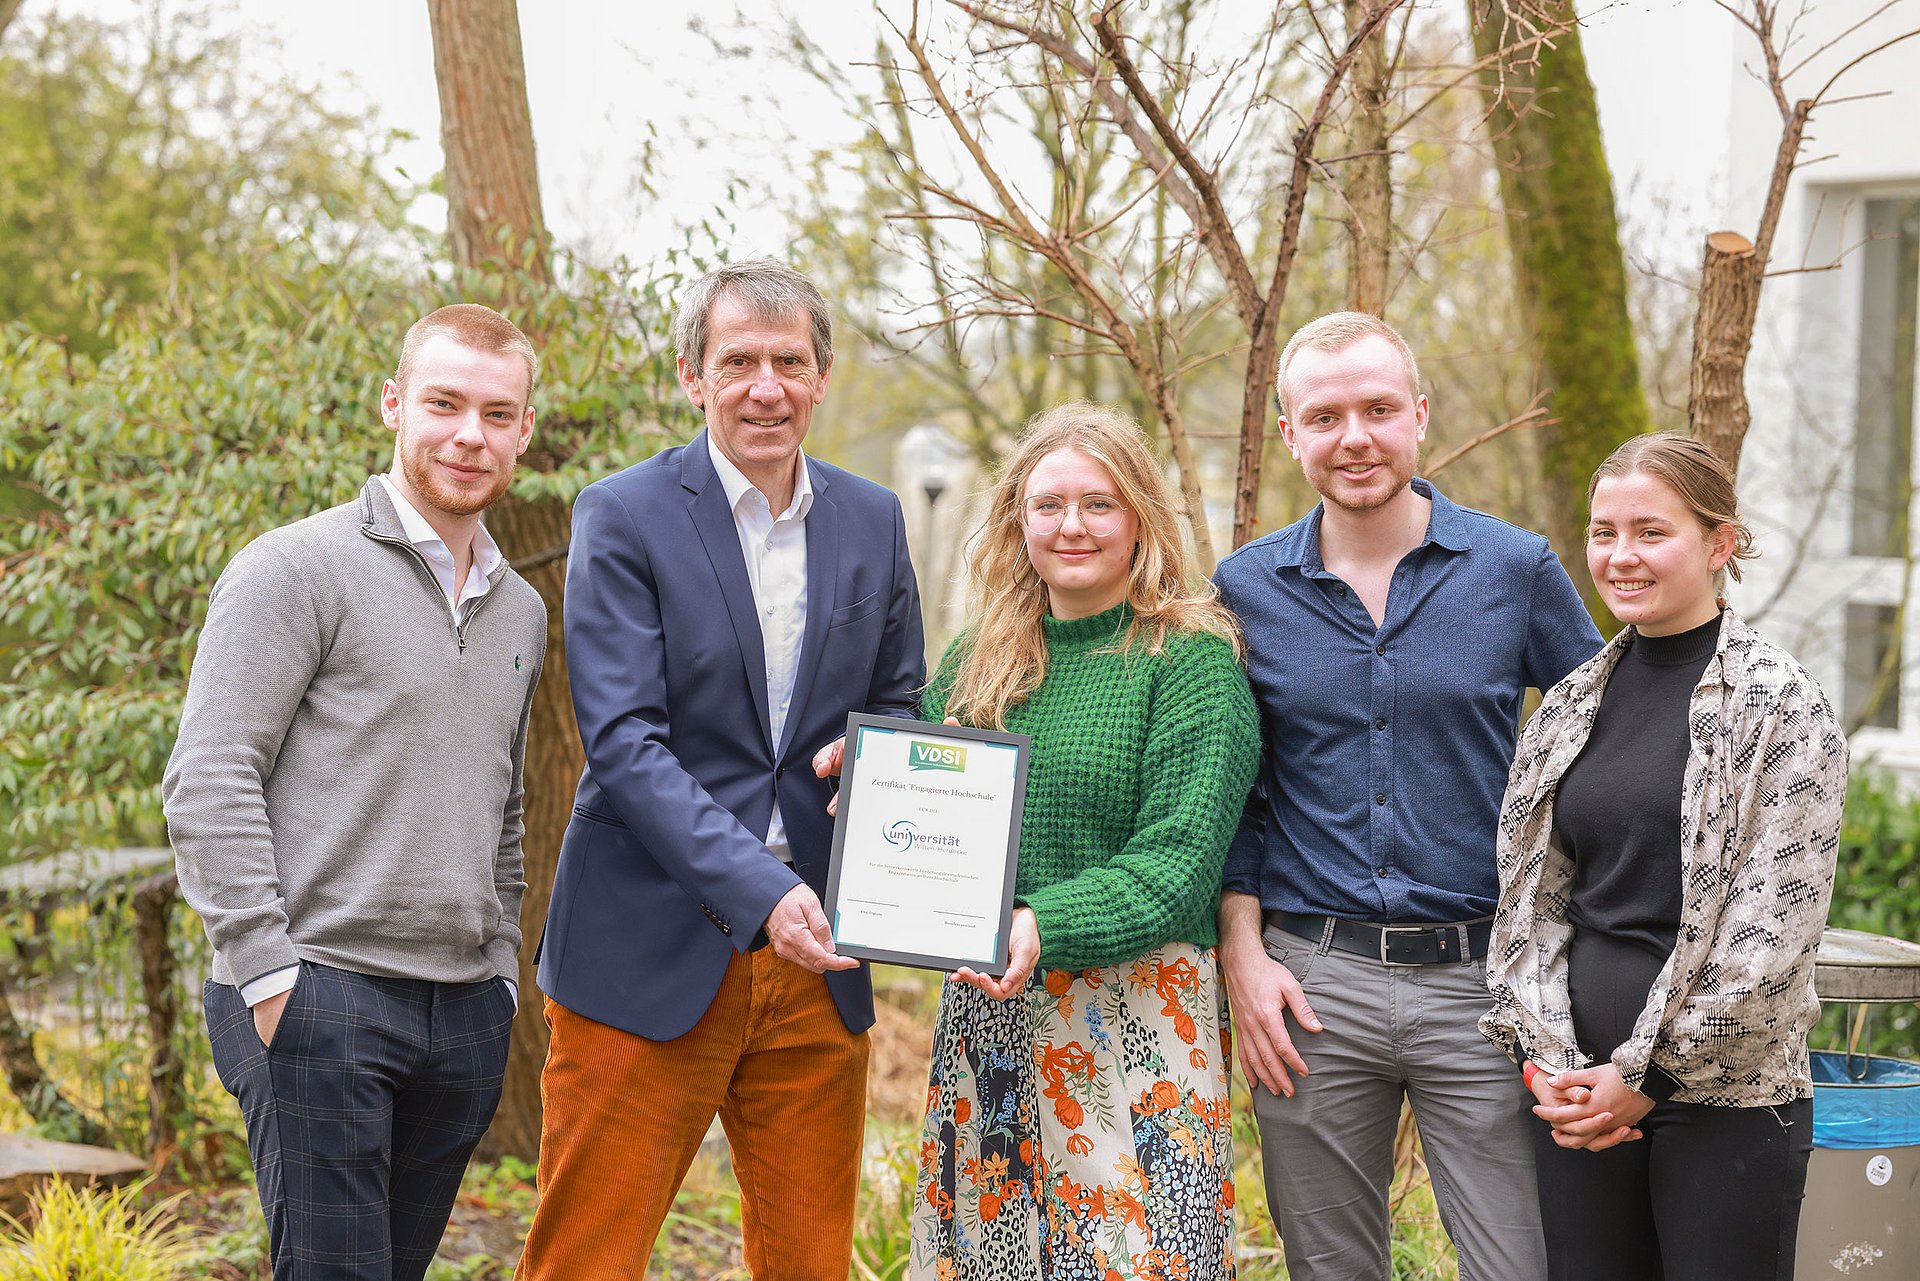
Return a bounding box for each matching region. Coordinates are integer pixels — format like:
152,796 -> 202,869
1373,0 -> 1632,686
164,304 -> 547,1281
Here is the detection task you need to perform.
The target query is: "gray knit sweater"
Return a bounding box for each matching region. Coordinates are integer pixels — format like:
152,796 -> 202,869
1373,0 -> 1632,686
163,478 -> 547,989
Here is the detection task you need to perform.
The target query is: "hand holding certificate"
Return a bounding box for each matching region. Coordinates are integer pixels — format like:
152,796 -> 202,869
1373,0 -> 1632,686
822,713 -> 1029,975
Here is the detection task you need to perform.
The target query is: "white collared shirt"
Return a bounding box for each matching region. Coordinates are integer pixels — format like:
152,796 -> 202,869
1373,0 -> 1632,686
377,474 -> 504,621
241,475 -> 515,1009
707,433 -> 812,863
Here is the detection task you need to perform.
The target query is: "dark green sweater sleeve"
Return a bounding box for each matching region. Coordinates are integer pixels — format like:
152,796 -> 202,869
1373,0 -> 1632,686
1022,634 -> 1259,970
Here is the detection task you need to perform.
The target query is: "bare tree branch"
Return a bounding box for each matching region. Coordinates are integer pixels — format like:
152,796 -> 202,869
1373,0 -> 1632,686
1425,404 -> 1554,476
1691,1 -> 1919,470
952,0 -> 1208,229
1786,0 -> 1907,79
1090,2 -> 1264,325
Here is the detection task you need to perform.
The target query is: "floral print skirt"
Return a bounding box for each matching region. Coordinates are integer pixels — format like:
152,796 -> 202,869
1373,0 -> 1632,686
909,942 -> 1237,1281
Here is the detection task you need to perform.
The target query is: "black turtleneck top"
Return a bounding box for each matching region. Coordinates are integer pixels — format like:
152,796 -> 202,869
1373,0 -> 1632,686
1551,611 -> 1721,1099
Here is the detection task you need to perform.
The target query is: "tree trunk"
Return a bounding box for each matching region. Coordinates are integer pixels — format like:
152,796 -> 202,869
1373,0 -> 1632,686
475,495 -> 578,1161
1343,0 -> 1392,317
1683,91 -> 1809,473
1471,0 -> 1648,627
0,0 -> 26,43
427,0 -> 560,1160
426,0 -> 550,282
132,871 -> 183,1162
1234,309 -> 1283,549
1689,231 -> 1763,474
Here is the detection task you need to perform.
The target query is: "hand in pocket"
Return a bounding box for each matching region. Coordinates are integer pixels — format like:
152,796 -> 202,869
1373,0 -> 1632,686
252,989 -> 291,1047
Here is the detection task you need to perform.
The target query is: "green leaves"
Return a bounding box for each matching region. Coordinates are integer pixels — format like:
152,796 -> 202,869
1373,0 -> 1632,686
1822,770 -> 1920,1059
0,235 -> 697,857
0,8 -> 410,358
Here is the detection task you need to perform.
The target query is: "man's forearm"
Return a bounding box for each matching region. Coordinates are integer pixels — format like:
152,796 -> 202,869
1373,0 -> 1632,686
1218,889 -> 1266,972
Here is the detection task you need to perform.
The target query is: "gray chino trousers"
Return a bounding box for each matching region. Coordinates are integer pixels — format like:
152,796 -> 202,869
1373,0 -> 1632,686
1250,925 -> 1546,1281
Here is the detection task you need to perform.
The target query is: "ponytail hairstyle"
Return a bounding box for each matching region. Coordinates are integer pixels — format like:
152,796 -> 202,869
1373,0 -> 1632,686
1588,433 -> 1757,587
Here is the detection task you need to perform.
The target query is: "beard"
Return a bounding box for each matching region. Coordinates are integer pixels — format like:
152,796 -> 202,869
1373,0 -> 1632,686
399,443 -> 513,517
1307,455 -> 1415,514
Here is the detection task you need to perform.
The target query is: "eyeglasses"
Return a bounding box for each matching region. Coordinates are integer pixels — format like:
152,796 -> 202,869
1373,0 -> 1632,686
1022,493 -> 1129,537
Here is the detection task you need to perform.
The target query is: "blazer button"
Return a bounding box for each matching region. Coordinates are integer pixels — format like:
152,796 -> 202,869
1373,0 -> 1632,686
719,922 -> 732,935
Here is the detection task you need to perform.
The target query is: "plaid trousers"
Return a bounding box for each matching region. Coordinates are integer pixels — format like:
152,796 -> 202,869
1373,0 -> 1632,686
205,961 -> 515,1281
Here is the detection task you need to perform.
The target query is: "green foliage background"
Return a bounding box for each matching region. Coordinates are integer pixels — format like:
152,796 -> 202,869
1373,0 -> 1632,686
0,8 -> 404,357
0,236 -> 698,861
1819,772 -> 1920,1061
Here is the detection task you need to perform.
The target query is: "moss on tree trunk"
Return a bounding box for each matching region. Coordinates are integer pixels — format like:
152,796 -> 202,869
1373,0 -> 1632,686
1472,0 -> 1649,630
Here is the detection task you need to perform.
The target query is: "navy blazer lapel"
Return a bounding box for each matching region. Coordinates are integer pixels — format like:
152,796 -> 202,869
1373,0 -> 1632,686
781,462 -> 838,760
682,437 -> 774,753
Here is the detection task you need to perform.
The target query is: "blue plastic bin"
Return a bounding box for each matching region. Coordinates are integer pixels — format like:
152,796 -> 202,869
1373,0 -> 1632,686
1811,1051 -> 1920,1149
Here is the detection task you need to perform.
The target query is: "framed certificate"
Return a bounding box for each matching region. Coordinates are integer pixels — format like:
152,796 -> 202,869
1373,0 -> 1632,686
823,713 -> 1029,975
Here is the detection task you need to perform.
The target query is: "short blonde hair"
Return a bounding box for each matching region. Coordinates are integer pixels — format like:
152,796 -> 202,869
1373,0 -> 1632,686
1275,311 -> 1420,420
943,402 -> 1240,729
395,304 -> 538,398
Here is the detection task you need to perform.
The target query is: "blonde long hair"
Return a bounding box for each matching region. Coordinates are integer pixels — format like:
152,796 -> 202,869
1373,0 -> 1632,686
943,402 -> 1242,729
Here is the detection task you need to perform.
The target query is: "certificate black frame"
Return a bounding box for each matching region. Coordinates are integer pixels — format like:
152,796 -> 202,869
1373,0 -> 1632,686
822,712 -> 1029,975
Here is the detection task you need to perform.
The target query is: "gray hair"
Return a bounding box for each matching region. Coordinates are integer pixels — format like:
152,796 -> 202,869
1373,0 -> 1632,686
672,258 -> 834,374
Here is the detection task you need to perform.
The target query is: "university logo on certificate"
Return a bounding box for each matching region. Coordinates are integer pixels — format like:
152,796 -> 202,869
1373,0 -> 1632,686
823,713 -> 1030,975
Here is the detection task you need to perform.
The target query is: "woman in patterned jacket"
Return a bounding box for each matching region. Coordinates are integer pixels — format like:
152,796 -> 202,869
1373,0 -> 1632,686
907,403 -> 1258,1280
1481,434 -> 1846,1281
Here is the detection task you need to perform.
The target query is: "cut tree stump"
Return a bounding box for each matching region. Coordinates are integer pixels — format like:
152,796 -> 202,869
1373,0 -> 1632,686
0,1133 -> 146,1216
1689,229 -> 1764,476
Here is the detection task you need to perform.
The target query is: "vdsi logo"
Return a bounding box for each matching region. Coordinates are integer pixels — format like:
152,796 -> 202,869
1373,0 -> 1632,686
882,819 -> 918,852
908,740 -> 967,773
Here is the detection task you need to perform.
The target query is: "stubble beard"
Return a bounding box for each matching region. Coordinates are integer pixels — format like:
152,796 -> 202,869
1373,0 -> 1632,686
1312,459 -> 1414,515
400,442 -> 512,518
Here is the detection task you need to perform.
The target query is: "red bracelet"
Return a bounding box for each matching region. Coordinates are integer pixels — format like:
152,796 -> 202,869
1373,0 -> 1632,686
1522,1061 -> 1541,1089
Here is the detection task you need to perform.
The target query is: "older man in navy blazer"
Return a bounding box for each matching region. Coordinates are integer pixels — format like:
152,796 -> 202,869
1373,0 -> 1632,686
517,258 -> 924,1280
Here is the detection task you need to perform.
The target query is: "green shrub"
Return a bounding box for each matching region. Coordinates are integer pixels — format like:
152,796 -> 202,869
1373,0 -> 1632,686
1818,770 -> 1920,1061
0,234 -> 696,1162
0,1176 -> 196,1281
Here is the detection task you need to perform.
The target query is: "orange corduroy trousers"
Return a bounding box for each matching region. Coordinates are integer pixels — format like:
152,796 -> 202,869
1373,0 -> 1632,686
515,947 -> 870,1281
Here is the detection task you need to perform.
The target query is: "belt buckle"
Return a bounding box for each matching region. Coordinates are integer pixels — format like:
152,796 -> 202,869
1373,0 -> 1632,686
1378,924 -> 1427,966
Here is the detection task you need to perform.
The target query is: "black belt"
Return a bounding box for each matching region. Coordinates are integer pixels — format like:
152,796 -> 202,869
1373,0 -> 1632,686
1268,911 -> 1492,965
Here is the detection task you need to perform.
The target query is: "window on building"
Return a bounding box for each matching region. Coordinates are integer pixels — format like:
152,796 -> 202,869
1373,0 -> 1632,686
1850,197 -> 1920,558
1844,602 -> 1902,730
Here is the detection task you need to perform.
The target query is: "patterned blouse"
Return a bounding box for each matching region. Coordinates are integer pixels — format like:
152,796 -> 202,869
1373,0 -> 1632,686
1481,610 -> 1848,1107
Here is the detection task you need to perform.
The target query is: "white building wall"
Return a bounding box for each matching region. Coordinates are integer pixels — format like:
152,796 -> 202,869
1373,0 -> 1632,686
1728,9 -> 1920,773
1583,3 -> 1920,770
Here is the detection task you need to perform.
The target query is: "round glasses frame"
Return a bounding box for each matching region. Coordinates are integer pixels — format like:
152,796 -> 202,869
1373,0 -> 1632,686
1022,494 -> 1130,537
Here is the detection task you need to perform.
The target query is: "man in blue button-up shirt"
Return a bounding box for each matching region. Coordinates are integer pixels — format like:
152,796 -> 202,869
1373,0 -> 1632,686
1215,312 -> 1601,1281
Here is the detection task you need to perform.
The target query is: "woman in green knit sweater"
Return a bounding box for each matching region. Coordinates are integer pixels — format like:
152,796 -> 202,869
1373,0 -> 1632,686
909,403 -> 1259,1281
